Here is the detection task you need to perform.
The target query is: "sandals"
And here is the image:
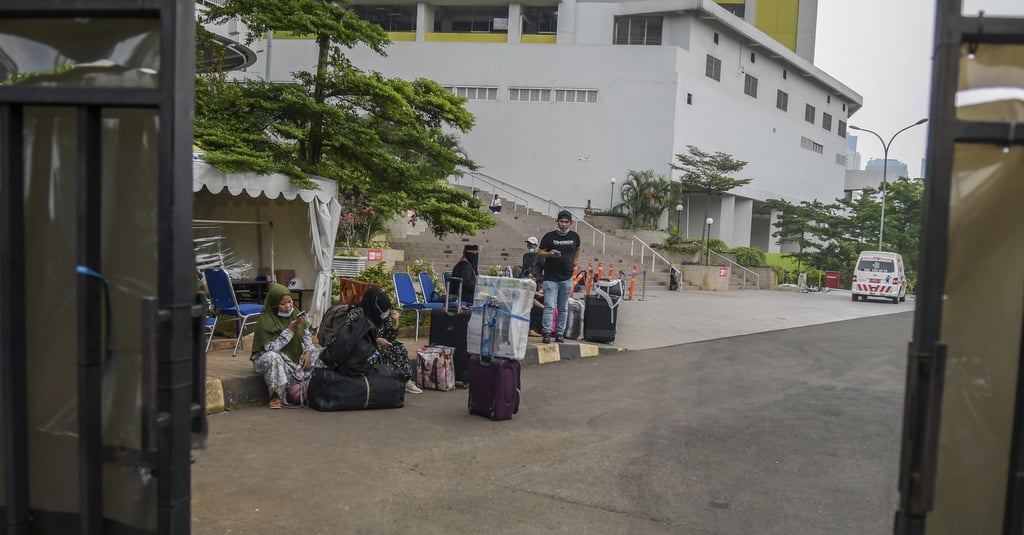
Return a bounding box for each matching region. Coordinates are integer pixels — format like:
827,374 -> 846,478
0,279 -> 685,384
268,394 -> 282,409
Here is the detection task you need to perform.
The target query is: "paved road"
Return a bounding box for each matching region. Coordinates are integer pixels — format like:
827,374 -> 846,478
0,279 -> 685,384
192,312 -> 910,534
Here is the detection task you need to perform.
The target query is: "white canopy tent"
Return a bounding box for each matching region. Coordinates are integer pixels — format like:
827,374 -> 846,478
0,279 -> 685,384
193,161 -> 341,327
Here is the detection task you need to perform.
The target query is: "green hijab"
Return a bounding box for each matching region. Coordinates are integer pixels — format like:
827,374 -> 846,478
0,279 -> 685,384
252,283 -> 307,362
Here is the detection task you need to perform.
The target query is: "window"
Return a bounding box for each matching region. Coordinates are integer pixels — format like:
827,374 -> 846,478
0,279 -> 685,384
782,69 -> 787,80
720,4 -> 745,17
776,90 -> 788,111
743,74 -> 758,98
613,16 -> 662,45
686,93 -> 693,105
713,32 -> 719,44
800,136 -> 824,154
553,89 -> 598,103
838,120 -> 847,138
804,104 -> 815,124
509,87 -> 551,102
842,103 -> 847,112
352,5 -> 417,31
836,153 -> 847,166
445,86 -> 498,100
521,6 -> 557,34
433,5 -> 510,33
750,52 -> 756,63
822,113 -> 832,131
827,94 -> 831,103
705,55 -> 722,81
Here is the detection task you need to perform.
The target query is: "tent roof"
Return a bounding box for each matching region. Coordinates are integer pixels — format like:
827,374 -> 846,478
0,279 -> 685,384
193,161 -> 338,203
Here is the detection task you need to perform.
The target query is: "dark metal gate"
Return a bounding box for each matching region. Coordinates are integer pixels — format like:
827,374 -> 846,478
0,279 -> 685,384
1,1 -> 205,533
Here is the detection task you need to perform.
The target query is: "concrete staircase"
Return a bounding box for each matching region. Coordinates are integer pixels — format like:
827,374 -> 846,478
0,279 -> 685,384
390,189 -> 676,287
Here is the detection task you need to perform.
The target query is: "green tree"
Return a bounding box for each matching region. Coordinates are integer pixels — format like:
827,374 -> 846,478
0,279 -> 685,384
763,198 -> 816,272
614,169 -> 671,229
196,0 -> 494,238
670,145 -> 753,227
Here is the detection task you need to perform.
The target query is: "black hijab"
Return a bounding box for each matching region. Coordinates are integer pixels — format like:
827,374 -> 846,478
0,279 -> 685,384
359,287 -> 392,328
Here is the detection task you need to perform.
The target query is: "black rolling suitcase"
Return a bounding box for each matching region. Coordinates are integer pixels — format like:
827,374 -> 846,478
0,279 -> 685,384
583,279 -> 623,343
429,276 -> 472,382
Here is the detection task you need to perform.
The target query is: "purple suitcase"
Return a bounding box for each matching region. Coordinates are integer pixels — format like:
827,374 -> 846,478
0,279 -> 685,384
468,354 -> 521,420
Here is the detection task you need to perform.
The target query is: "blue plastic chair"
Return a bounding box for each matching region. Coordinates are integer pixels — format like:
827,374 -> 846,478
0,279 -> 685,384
393,272 -> 442,341
443,271 -> 452,288
204,316 -> 217,353
418,272 -> 444,303
204,268 -> 263,356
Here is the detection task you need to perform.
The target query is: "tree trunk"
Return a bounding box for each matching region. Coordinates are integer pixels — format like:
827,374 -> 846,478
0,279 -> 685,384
307,35 -> 330,165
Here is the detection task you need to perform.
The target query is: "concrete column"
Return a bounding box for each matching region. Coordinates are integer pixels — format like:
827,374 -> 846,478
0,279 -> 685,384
417,3 -> 433,41
556,0 -> 576,44
507,4 -> 522,43
732,197 -> 753,247
717,195 -> 735,246
750,210 -> 771,251
767,209 -> 782,253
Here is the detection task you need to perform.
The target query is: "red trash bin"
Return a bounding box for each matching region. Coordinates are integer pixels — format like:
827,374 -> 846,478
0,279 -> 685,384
824,271 -> 840,289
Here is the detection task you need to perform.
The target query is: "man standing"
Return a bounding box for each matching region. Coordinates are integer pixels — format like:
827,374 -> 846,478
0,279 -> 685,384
538,210 -> 582,343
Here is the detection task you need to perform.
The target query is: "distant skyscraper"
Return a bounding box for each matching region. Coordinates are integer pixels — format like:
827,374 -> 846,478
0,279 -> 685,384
921,157 -> 926,178
865,158 -> 909,178
846,134 -> 861,170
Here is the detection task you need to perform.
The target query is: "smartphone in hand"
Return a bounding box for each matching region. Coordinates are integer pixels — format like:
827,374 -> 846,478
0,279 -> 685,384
296,310 -> 307,320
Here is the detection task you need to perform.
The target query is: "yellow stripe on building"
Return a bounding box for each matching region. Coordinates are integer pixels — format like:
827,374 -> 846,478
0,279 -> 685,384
521,34 -> 557,44
424,33 -> 508,43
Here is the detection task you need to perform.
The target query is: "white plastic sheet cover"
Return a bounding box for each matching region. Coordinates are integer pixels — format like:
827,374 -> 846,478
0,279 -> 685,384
467,276 -> 536,360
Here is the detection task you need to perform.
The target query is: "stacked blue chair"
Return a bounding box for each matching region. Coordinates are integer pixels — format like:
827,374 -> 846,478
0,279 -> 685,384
204,268 -> 263,356
393,272 -> 442,341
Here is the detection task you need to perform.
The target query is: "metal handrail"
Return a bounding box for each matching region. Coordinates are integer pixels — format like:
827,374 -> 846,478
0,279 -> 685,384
458,171 -> 607,254
703,247 -> 760,289
629,235 -> 681,280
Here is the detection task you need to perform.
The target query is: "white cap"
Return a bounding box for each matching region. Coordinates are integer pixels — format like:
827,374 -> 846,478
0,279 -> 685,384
526,236 -> 539,246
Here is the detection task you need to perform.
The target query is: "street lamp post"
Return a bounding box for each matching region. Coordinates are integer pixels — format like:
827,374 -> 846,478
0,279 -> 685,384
704,217 -> 714,265
675,203 -> 684,233
849,118 -> 928,251
609,177 -> 616,209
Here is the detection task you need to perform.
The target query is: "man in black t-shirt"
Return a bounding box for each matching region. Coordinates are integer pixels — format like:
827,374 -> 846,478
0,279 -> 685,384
538,210 -> 582,343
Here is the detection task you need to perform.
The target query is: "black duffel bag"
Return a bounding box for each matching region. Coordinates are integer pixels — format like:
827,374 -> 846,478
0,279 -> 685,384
307,364 -> 405,412
319,312 -> 376,376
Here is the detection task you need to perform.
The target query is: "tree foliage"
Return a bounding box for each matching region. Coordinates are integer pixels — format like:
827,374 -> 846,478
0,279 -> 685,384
613,169 -> 672,229
196,0 -> 494,238
765,177 -> 924,283
670,145 -> 753,222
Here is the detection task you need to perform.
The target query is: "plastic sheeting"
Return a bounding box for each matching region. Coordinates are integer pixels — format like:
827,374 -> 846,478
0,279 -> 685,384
192,162 -> 341,328
466,276 -> 536,360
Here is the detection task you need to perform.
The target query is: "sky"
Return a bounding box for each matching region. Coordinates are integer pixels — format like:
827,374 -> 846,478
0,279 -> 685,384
813,0 -> 1024,177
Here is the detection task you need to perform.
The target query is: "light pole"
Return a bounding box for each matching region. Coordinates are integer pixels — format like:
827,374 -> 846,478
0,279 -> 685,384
849,118 -> 928,251
704,217 -> 714,265
609,177 -> 616,209
675,203 -> 684,233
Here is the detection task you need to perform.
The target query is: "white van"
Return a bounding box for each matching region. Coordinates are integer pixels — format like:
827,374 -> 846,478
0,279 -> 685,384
851,251 -> 907,304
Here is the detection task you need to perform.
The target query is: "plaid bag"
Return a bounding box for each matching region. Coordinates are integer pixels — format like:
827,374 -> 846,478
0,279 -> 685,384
416,345 -> 456,392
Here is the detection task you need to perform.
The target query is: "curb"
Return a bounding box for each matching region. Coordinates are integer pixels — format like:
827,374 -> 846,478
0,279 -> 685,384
207,339 -> 623,414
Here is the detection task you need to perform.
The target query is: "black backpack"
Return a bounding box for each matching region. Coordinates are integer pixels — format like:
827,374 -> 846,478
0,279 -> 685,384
317,304 -> 353,347
319,312 -> 377,377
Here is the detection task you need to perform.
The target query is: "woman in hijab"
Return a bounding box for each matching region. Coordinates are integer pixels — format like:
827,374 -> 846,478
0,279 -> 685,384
251,283 -> 321,409
451,244 -> 479,306
358,287 -> 421,394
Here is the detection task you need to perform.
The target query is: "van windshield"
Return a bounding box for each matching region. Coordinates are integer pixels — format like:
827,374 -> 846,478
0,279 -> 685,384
857,259 -> 896,273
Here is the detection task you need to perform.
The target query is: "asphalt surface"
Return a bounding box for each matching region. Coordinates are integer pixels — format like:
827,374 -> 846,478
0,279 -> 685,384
192,311 -> 911,534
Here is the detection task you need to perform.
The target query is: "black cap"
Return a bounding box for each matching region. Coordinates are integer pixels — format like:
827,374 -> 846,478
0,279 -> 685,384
557,210 -> 573,222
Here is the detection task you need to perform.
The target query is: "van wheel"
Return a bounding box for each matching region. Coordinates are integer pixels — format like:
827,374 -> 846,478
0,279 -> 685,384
852,294 -> 859,302
891,297 -> 899,304
900,296 -> 906,302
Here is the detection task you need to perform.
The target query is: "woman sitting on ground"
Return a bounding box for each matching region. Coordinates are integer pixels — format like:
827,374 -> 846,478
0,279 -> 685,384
346,288 -> 422,394
251,283 -> 322,409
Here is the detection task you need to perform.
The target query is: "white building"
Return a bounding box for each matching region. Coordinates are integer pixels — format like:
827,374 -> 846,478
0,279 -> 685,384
241,0 -> 861,252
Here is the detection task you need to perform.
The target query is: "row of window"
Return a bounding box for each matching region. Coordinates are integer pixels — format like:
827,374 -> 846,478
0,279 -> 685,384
351,5 -> 558,34
444,85 -> 598,103
800,136 -> 824,154
707,54 -> 848,139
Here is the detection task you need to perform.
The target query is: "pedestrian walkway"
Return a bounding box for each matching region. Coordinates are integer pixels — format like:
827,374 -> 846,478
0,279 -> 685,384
204,287 -> 913,413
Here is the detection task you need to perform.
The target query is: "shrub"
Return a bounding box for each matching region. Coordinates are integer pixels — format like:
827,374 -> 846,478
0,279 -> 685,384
730,246 -> 766,267
706,238 -> 729,253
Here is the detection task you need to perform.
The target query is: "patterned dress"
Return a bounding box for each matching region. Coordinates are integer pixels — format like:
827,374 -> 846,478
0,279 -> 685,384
251,327 -> 323,402
368,313 -> 413,381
